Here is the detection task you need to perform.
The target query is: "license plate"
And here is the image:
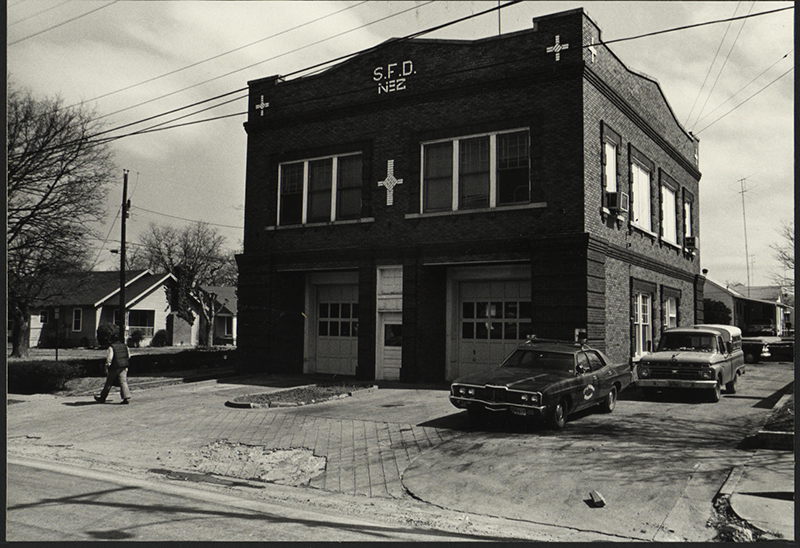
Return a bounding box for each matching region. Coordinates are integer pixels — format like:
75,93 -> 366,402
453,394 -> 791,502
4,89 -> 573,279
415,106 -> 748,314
510,408 -> 526,416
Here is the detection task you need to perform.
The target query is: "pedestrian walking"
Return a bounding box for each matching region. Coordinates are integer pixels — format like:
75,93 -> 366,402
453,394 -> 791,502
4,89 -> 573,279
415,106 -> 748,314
94,333 -> 131,404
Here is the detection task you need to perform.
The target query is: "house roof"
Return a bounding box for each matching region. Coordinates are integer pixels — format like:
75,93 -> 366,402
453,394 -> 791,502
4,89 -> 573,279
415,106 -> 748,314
728,284 -> 785,303
203,286 -> 237,315
36,270 -> 151,307
102,272 -> 177,308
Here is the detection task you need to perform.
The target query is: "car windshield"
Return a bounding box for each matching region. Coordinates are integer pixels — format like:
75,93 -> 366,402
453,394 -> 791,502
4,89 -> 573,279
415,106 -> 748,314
658,333 -> 718,352
501,349 -> 575,372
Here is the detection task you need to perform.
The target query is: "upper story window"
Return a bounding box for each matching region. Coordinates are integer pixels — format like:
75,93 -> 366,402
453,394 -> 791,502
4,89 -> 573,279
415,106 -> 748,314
661,181 -> 678,245
630,148 -> 653,233
683,189 -> 694,239
420,129 -> 530,214
278,153 -> 362,226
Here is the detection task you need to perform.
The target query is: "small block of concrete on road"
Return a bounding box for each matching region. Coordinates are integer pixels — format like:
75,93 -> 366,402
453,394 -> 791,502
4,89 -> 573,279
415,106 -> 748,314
589,490 -> 606,507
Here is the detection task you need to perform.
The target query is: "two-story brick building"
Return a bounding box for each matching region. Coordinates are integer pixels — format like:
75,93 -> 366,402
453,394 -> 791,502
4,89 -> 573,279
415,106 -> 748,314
237,8 -> 705,382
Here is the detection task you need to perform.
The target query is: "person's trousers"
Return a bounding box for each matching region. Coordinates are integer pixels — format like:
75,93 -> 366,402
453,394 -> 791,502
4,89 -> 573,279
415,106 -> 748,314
99,367 -> 131,401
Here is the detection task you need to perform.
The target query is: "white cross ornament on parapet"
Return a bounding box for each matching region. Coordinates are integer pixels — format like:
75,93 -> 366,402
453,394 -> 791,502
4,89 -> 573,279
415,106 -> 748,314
255,95 -> 269,116
546,35 -> 569,61
378,160 -> 403,206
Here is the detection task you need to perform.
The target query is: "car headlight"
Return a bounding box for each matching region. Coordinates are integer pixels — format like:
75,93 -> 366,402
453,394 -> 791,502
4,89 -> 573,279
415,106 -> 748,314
458,386 -> 466,395
467,388 -> 475,396
639,367 -> 650,378
701,370 -> 713,380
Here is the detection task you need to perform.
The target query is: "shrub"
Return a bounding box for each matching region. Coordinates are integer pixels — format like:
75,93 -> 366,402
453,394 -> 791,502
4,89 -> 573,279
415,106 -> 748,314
8,361 -> 86,394
128,329 -> 144,348
150,330 -> 168,347
97,322 -> 119,347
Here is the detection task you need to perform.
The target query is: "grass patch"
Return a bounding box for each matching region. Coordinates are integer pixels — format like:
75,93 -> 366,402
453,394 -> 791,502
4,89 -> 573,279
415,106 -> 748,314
233,382 -> 374,405
762,393 -> 794,432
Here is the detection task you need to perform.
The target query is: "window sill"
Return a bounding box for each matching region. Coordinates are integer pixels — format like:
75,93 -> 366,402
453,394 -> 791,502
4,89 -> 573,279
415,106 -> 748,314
661,239 -> 681,251
405,202 -> 547,220
267,218 -> 376,231
630,224 -> 658,240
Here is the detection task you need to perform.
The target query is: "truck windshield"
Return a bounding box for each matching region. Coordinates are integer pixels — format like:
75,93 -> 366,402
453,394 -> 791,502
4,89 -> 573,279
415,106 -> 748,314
502,349 -> 575,372
658,333 -> 718,352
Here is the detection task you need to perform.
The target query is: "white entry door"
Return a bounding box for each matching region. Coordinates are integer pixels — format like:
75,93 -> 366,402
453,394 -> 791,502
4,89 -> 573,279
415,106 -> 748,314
377,312 -> 402,381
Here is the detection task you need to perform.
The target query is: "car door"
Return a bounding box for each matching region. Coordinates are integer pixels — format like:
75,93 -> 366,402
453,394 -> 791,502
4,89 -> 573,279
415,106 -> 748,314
573,352 -> 599,411
586,351 -> 613,400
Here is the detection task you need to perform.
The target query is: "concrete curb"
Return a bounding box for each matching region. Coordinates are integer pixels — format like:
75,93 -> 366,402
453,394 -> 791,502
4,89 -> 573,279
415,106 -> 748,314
225,385 -> 379,409
754,392 -> 795,450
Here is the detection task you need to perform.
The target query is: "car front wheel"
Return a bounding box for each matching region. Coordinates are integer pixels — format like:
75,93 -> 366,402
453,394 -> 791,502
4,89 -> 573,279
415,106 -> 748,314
547,399 -> 568,429
726,372 -> 739,394
600,386 -> 617,413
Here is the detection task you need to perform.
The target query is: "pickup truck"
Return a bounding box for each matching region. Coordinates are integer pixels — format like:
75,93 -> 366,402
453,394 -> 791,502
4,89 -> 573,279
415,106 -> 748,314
635,324 -> 745,402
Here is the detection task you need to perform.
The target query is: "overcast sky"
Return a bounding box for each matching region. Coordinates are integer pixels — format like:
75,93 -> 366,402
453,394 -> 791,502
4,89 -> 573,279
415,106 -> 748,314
7,1 -> 794,288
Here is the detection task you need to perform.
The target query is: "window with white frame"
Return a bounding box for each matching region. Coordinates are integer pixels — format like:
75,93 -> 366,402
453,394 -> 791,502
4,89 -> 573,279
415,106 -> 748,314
683,190 -> 694,239
421,129 -> 530,213
631,158 -> 652,232
663,296 -> 678,328
72,308 -> 82,332
661,183 -> 678,244
278,153 -> 362,225
224,316 -> 233,337
633,292 -> 652,357
601,125 -> 620,196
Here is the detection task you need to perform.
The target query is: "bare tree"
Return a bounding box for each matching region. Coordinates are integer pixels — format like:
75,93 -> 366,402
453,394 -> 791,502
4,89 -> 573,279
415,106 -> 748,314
770,221 -> 794,293
7,83 -> 116,357
135,222 -> 238,346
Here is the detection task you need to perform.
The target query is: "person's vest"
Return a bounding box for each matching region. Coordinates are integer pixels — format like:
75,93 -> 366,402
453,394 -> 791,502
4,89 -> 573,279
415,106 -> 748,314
110,341 -> 130,369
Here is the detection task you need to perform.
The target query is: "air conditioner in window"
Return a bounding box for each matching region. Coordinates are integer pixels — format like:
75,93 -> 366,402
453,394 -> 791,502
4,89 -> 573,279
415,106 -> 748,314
685,236 -> 698,250
607,191 -> 629,213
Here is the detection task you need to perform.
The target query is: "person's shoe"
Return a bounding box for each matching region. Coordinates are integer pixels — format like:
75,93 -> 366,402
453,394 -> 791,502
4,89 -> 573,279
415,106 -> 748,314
94,396 -> 105,403
121,399 -> 130,405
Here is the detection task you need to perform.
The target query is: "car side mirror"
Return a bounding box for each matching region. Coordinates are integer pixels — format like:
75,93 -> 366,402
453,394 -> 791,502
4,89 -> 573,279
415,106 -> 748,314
576,364 -> 589,375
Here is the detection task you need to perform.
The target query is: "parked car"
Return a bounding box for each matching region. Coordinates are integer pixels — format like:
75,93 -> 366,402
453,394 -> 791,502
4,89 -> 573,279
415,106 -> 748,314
745,321 -> 776,336
449,337 -> 632,429
636,324 -> 746,402
742,337 -> 771,364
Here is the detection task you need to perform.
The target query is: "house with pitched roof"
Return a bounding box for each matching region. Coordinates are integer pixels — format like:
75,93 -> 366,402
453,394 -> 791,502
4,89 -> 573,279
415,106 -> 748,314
29,269 -> 200,348
201,286 -> 238,346
704,278 -> 794,336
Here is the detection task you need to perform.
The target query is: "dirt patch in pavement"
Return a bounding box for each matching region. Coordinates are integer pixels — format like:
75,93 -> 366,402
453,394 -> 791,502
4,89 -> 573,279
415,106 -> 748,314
231,383 -> 374,405
188,440 -> 326,486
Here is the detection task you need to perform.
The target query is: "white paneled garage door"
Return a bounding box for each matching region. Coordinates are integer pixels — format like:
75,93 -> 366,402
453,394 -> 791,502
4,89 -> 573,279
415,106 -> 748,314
314,284 -> 359,375
457,279 -> 531,377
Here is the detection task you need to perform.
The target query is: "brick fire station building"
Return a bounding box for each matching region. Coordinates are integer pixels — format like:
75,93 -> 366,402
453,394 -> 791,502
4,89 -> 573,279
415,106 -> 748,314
237,8 -> 705,382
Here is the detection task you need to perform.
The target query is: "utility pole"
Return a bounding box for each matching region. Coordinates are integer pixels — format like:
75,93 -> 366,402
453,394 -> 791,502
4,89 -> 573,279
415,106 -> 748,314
119,169 -> 129,340
497,1 -> 502,35
738,178 -> 751,297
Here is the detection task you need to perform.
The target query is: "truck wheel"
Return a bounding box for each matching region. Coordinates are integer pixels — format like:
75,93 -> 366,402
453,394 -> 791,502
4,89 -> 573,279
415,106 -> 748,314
600,386 -> 617,413
547,399 -> 568,429
709,379 -> 722,403
725,372 -> 739,394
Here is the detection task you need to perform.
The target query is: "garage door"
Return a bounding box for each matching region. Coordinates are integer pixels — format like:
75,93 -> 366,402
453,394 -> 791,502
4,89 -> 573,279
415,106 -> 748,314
315,284 -> 359,375
458,280 -> 531,377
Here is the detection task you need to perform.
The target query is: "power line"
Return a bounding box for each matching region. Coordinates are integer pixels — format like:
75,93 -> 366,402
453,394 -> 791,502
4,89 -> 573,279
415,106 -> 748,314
692,49 -> 793,128
691,2 -> 754,130
694,67 -> 793,134
9,0 -> 121,46
132,205 -> 244,230
683,2 -> 741,127
93,0 -> 439,122
9,0 -> 73,27
65,1 -> 369,110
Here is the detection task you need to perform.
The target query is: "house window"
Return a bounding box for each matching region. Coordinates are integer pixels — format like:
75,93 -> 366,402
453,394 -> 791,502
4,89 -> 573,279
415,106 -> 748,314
72,308 -> 82,332
664,296 -> 678,328
421,128 -> 530,213
661,183 -> 678,245
461,300 -> 532,340
39,310 -> 48,323
683,190 -> 694,239
224,316 -> 233,336
633,292 -> 652,357
278,153 -> 362,225
128,310 -> 155,337
631,159 -> 652,232
318,302 -> 358,338
603,140 -> 618,193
